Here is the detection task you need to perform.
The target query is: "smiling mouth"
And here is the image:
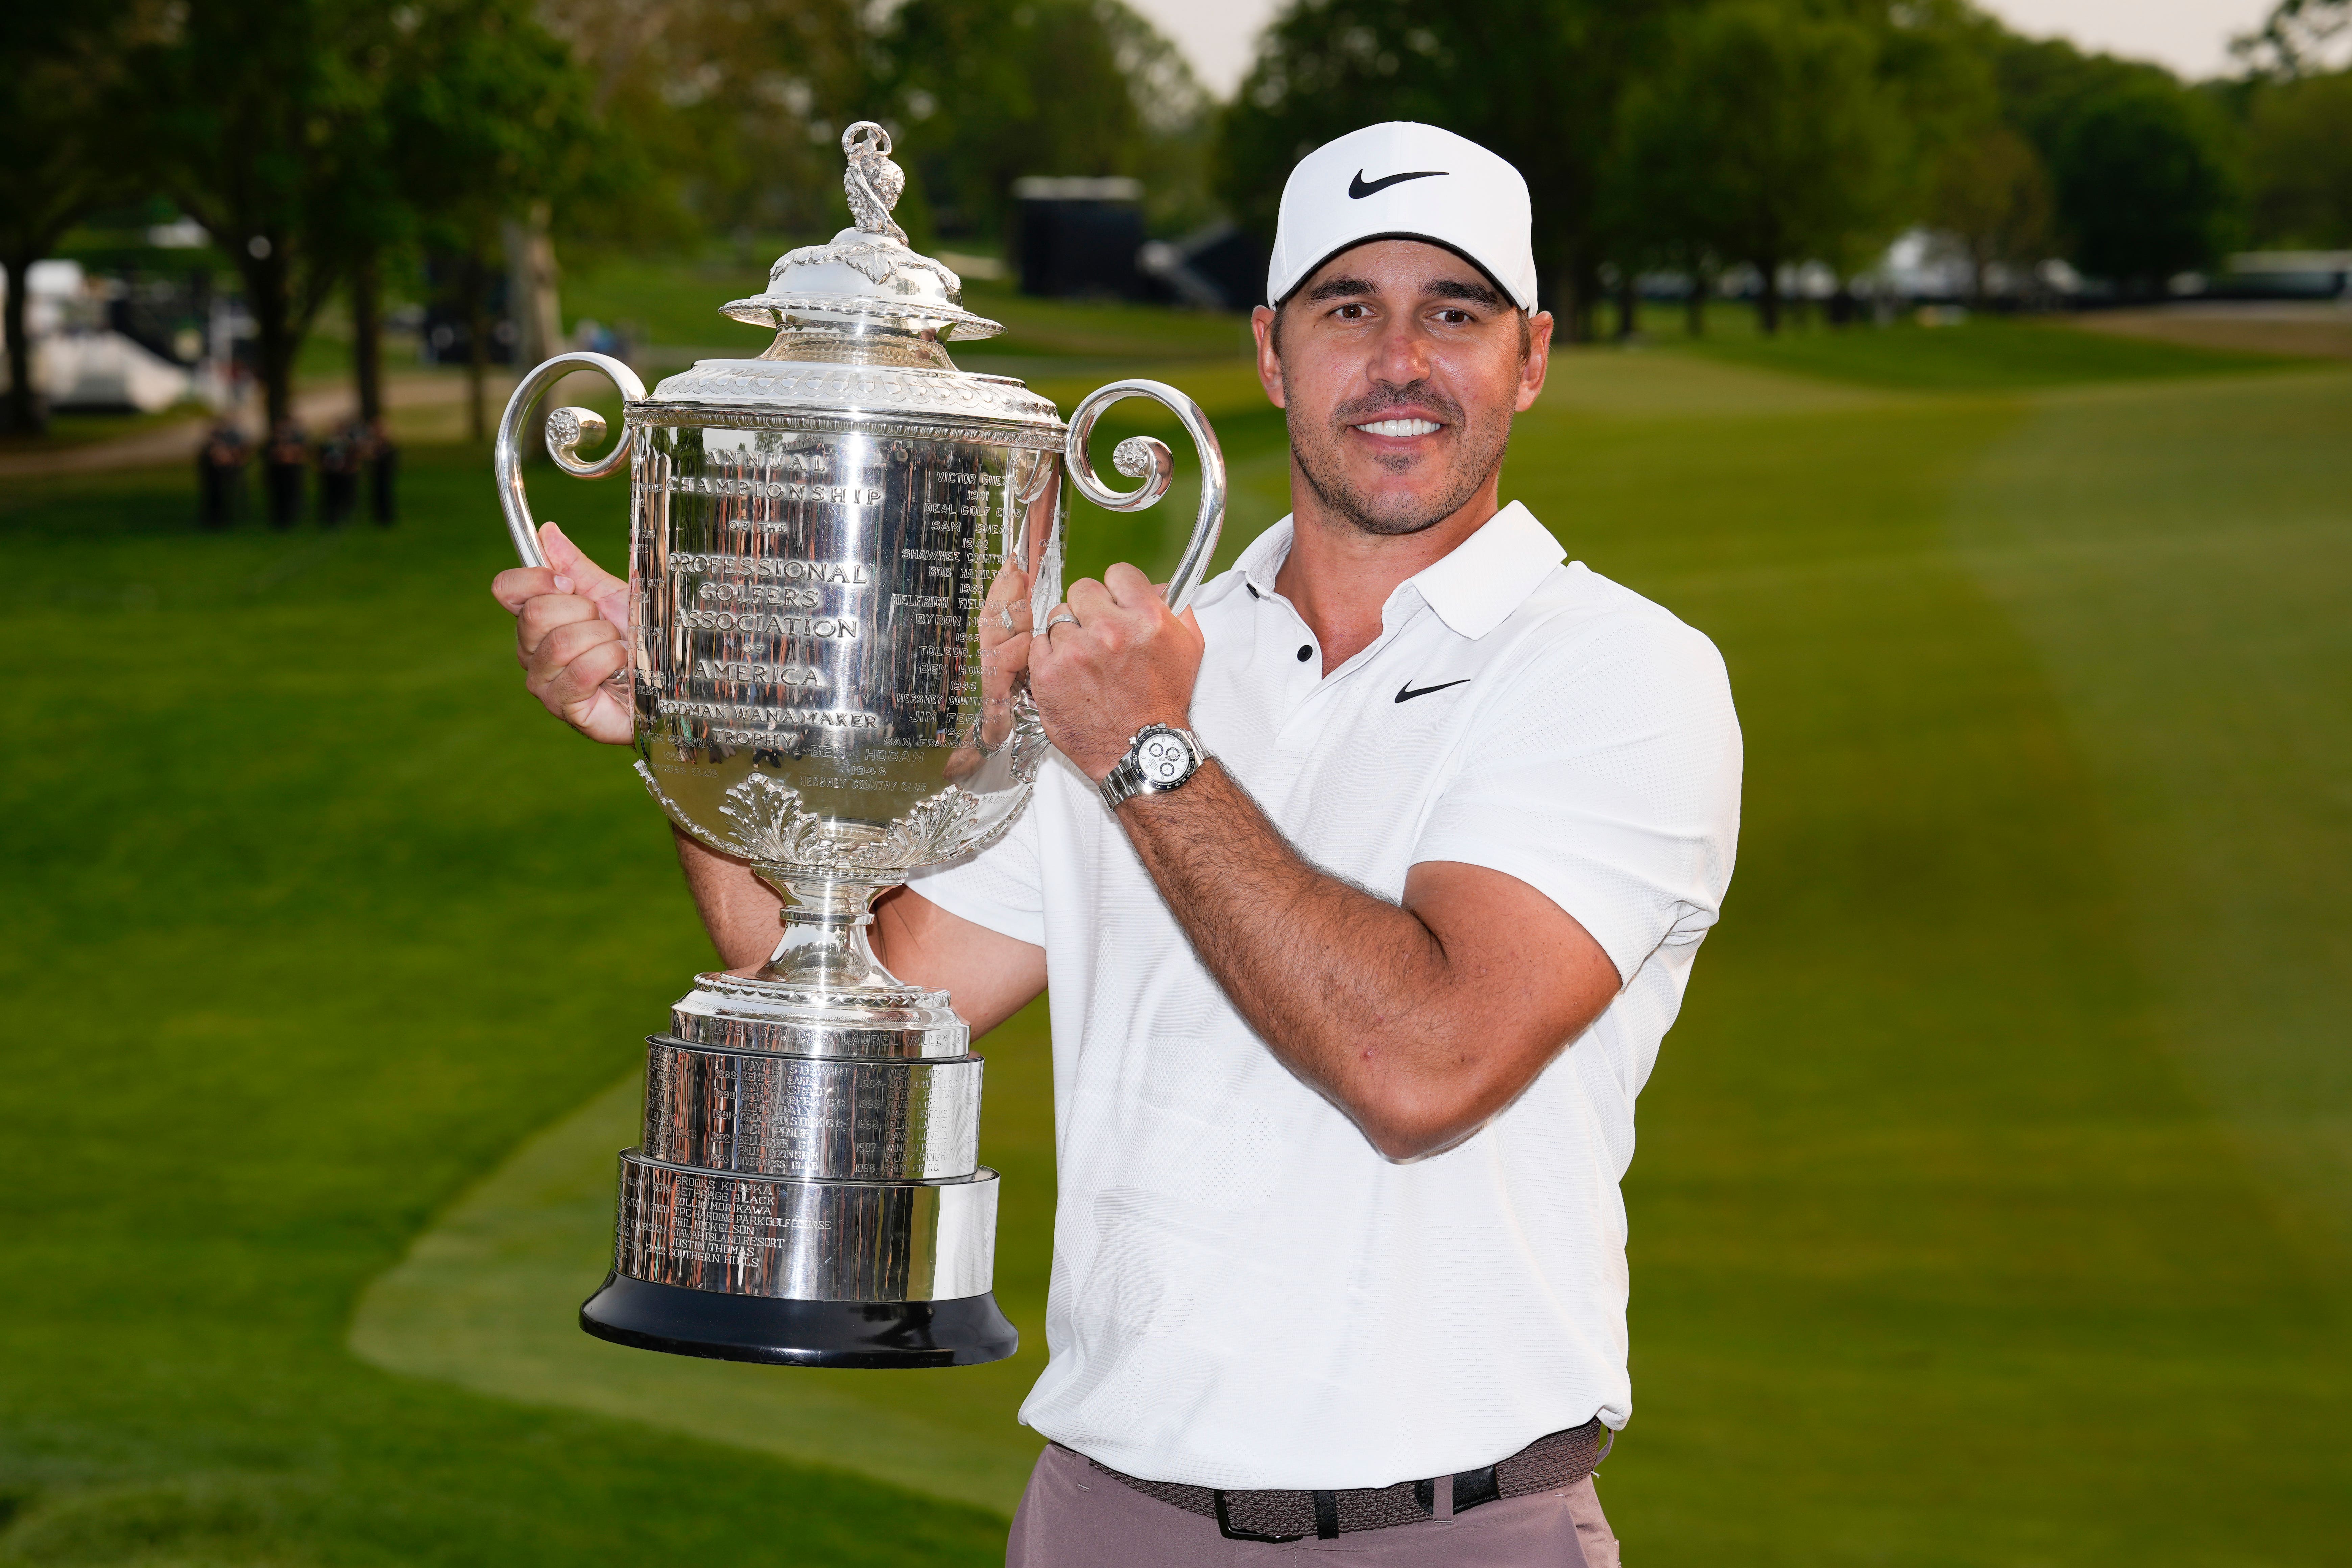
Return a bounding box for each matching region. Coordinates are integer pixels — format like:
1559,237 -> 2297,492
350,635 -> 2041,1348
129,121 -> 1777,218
1353,417 -> 1443,438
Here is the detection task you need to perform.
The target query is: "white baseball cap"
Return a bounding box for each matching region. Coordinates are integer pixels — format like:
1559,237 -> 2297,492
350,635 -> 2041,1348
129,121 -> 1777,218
1266,122 -> 1537,312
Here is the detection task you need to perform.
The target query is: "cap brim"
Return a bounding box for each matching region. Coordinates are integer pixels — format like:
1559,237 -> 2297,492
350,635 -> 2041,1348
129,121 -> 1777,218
1273,233 -> 1529,312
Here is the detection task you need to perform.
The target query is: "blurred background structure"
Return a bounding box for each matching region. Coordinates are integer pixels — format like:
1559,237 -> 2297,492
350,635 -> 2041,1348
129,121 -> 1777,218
2,2 -> 2349,1566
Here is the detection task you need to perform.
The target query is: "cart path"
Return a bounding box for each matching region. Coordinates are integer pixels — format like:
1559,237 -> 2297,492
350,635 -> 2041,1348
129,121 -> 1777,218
0,373 -> 494,481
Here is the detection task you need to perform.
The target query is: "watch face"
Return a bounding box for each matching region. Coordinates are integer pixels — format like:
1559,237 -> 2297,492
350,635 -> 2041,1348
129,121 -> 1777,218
1138,731 -> 1193,786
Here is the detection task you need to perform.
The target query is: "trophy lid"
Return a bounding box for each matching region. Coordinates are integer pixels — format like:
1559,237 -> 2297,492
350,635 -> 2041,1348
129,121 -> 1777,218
721,122 -> 1004,345
635,120 -> 1060,436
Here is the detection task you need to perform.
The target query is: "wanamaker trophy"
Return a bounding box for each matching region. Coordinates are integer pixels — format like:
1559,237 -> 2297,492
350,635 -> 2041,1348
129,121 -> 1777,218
490,122 -> 1224,1367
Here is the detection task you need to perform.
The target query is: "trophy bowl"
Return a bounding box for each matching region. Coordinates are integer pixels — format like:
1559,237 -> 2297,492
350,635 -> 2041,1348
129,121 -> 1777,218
489,122 -> 1223,1367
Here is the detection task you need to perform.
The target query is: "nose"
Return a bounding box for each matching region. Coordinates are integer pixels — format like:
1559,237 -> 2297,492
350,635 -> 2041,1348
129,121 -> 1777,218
1367,313 -> 1434,388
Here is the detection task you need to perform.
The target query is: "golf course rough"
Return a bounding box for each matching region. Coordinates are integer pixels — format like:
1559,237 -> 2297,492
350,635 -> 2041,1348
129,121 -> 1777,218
3,307 -> 2346,1567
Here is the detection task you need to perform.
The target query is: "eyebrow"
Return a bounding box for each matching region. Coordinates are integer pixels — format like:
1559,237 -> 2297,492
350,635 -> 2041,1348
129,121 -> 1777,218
1300,274 -> 1507,308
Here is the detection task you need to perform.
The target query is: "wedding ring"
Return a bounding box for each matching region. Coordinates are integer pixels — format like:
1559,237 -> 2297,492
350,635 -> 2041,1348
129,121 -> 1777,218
998,604 -> 1017,632
1045,610 -> 1079,632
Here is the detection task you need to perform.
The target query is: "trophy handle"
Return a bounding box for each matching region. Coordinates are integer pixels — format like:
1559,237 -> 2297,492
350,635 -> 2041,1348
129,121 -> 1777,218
1062,378 -> 1226,614
493,350 -> 648,567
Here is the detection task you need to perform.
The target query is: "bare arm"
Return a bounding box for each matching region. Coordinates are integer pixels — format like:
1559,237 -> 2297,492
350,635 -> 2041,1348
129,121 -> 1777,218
670,828 -> 1046,1037
1029,563 -> 1619,1162
1115,766 -> 1617,1160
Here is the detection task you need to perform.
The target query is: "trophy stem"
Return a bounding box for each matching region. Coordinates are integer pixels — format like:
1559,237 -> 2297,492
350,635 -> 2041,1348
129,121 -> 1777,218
751,869 -> 909,992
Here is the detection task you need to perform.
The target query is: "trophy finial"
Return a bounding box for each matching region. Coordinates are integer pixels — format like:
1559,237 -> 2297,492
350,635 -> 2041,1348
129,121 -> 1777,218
842,121 -> 908,246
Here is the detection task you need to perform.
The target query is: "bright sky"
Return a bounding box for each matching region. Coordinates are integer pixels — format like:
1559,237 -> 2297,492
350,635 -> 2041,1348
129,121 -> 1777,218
1124,0 -> 2288,98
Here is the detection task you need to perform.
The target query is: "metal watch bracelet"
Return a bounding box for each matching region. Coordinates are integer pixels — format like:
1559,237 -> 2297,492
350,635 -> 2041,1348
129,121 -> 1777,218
1100,724 -> 1207,811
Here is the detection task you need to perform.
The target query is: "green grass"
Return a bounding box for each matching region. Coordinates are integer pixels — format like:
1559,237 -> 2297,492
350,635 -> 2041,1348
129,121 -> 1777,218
0,405 -> 207,456
4,313 -> 2348,1564
1676,311 -> 2297,390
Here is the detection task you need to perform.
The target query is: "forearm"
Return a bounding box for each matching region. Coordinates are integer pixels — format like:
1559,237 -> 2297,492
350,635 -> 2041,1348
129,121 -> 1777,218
1117,764 -> 1535,1158
670,826 -> 782,971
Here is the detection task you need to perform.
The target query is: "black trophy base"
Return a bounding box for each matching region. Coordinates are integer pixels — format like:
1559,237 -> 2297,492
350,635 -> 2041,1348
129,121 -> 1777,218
579,1271 -> 1019,1368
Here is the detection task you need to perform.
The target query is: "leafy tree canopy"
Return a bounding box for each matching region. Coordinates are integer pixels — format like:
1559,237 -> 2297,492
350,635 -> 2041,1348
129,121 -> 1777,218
2049,79 -> 2244,289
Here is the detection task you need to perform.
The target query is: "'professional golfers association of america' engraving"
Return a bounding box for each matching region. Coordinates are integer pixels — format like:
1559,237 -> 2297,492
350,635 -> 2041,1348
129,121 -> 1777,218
489,122 -> 1224,1367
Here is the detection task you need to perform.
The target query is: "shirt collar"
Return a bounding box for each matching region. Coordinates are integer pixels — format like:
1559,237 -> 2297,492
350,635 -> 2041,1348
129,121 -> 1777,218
1218,501 -> 1563,640
1231,516 -> 1295,599
1399,501 -> 1566,639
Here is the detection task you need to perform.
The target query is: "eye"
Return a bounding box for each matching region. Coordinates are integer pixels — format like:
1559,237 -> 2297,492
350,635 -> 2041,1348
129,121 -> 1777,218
1435,308 -> 1473,325
1334,302 -> 1369,321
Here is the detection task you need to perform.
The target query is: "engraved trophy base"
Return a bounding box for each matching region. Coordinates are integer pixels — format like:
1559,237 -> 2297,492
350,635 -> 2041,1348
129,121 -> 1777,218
583,872 -> 1019,1370
579,1272 -> 1019,1368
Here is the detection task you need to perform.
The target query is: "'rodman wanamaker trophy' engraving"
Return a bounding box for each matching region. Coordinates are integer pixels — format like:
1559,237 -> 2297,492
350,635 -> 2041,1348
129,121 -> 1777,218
491,122 -> 1224,1367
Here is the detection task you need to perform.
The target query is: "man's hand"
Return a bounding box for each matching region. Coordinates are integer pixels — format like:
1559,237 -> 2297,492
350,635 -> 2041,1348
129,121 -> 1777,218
490,520 -> 633,745
1028,562 -> 1203,778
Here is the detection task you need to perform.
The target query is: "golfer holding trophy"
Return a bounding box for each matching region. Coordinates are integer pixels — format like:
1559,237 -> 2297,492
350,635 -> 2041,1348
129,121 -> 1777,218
494,121 -> 1739,1565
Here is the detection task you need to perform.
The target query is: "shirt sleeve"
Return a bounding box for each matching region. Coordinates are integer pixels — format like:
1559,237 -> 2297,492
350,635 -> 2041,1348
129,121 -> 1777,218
1411,610 -> 1743,984
905,781 -> 1049,948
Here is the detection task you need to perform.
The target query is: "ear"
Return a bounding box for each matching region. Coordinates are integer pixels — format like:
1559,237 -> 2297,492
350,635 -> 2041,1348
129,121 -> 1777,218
1251,305 -> 1287,409
1516,311 -> 1554,412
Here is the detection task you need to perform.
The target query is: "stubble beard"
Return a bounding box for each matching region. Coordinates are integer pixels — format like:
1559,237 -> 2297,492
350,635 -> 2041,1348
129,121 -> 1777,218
1288,384 -> 1512,538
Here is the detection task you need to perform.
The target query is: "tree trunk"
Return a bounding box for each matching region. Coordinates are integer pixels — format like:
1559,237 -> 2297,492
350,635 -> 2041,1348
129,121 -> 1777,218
463,251 -> 488,444
503,204 -> 562,460
352,250 -> 383,426
1758,258 -> 1783,336
3,254 -> 45,435
1614,270 -> 1640,341
1686,267 -> 1708,339
1553,267 -> 1584,345
503,203 -> 562,365
241,242 -> 297,428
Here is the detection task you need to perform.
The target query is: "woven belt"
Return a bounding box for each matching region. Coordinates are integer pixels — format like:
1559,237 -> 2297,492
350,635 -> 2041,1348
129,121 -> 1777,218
1081,1417 -> 1613,1542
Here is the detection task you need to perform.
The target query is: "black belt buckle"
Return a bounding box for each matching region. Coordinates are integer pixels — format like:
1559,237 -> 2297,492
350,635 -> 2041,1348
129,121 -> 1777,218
1210,1490 -> 1309,1543
1453,1463 -> 1501,1512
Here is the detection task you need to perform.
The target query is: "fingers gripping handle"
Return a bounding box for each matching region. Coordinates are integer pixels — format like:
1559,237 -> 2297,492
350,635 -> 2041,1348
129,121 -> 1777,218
1063,379 -> 1226,614
494,351 -> 648,567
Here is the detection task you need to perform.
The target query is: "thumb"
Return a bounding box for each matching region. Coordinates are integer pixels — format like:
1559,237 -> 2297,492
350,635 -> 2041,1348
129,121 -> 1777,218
538,520 -> 627,600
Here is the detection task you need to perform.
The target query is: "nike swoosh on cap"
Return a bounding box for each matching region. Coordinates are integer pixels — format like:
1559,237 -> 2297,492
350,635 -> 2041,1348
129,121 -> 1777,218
1349,169 -> 1448,199
1395,678 -> 1471,703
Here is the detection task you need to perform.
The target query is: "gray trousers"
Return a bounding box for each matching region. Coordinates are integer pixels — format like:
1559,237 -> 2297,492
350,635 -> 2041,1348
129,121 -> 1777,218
1007,1444 -> 1622,1567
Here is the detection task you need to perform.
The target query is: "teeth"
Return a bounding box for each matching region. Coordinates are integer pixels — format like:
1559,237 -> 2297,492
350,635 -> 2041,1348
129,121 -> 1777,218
1355,418 -> 1440,438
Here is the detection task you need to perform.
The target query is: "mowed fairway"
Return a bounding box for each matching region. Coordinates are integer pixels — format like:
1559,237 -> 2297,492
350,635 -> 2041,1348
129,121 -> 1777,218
3,315 -> 2347,1567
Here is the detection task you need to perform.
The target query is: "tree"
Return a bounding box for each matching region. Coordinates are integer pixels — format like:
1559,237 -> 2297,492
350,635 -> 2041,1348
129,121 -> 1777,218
541,0 -> 863,248
384,0 -> 610,440
2246,68 -> 2352,247
2047,80 -> 2243,294
2233,0 -> 2351,79
1928,123 -> 2053,298
1215,0 -> 1686,341
1621,1 -> 1906,334
131,0 -> 390,429
868,0 -> 1205,245
0,6 -> 136,434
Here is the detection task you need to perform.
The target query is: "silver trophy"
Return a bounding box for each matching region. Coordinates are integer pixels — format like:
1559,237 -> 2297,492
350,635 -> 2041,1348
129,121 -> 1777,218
491,122 -> 1223,1367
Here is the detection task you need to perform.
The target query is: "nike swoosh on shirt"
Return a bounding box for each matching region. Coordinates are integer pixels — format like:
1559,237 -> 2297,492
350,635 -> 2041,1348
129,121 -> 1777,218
1349,169 -> 1447,199
1395,678 -> 1472,703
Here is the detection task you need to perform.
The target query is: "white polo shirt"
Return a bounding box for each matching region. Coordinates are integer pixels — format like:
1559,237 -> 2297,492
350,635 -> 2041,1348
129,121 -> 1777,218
910,500 -> 1741,1490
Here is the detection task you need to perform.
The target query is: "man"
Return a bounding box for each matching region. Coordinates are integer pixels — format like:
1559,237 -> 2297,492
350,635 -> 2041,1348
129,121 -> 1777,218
496,122 -> 1740,1565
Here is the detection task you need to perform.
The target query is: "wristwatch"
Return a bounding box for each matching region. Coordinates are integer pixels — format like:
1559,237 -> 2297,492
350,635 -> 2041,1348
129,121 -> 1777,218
1099,723 -> 1207,811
